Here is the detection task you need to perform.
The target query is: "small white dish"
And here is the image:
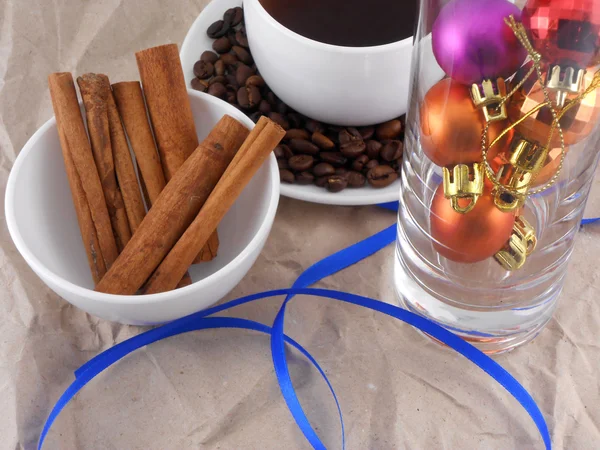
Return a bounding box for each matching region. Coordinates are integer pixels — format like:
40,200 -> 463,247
5,91 -> 279,325
180,0 -> 402,205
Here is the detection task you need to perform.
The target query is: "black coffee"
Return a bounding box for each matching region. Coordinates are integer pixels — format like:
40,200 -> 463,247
259,0 -> 417,47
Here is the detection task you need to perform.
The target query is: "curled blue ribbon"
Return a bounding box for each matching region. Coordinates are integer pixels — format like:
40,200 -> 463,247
40,202 -> 595,450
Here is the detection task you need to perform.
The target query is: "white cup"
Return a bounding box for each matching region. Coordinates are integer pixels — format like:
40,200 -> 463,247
243,0 -> 414,126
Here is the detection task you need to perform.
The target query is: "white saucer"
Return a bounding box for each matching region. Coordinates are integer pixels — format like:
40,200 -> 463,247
180,0 -> 401,205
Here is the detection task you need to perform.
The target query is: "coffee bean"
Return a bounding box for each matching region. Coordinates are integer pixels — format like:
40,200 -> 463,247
366,140 -> 383,159
339,128 -> 362,145
208,20 -> 230,38
315,176 -> 330,188
320,152 -> 347,167
313,162 -> 335,177
235,29 -> 249,48
358,126 -> 375,140
193,61 -> 214,79
220,53 -> 239,67
259,100 -> 272,115
285,129 -> 310,141
237,85 -> 261,110
274,144 -> 294,160
266,92 -> 278,107
289,155 -> 314,171
209,75 -> 227,86
278,159 -> 290,170
366,159 -> 380,171
231,46 -> 253,64
280,169 -> 295,184
224,7 -> 243,27
329,125 -> 345,133
327,176 -> 348,192
340,141 -> 366,159
352,154 -> 369,171
296,171 -> 315,185
347,171 -> 366,187
236,64 -> 254,85
225,74 -> 239,89
287,113 -> 303,129
246,75 -> 265,87
380,140 -> 403,162
268,112 -> 290,130
226,91 -> 237,103
212,36 -> 232,54
312,132 -> 335,150
191,78 -> 209,92
367,165 -> 399,188
200,51 -> 219,64
227,30 -> 239,47
335,168 -> 349,177
305,119 -> 325,134
208,82 -> 227,99
249,111 -> 263,123
276,101 -> 288,115
376,119 -> 402,140
290,139 -> 319,155
214,60 -> 226,76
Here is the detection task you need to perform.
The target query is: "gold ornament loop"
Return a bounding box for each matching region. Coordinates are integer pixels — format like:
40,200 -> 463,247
443,163 -> 484,214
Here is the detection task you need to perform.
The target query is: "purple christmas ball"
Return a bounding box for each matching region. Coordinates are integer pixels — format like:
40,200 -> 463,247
432,0 -> 527,85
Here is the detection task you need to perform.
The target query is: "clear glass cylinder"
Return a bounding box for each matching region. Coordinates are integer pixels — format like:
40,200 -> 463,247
395,0 -> 600,354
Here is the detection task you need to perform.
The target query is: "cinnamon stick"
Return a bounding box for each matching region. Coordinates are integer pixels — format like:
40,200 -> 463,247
136,43 -> 220,263
61,144 -> 107,284
112,81 -> 166,207
106,89 -> 147,234
95,115 -> 249,295
48,73 -> 119,274
143,117 -> 284,294
77,74 -> 132,251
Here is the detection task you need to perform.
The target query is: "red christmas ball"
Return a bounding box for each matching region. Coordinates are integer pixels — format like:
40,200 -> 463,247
522,0 -> 600,67
430,184 -> 516,263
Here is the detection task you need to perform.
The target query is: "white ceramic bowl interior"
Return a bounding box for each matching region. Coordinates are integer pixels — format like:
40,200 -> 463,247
243,0 -> 413,126
5,90 -> 279,325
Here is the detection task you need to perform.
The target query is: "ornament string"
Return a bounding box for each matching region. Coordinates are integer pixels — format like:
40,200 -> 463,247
37,204 -> 556,450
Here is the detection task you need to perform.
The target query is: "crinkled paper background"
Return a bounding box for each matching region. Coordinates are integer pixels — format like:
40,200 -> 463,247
0,1 -> 599,449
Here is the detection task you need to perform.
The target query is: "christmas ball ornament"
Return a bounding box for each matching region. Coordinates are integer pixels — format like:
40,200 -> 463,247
522,0 -> 600,68
432,0 -> 527,85
507,69 -> 600,147
430,184 -> 516,263
420,79 -> 512,167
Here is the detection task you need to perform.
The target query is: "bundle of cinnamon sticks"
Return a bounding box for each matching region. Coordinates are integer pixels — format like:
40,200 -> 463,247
48,44 -> 284,295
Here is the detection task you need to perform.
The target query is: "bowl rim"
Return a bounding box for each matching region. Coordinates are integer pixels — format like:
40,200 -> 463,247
244,0 -> 413,53
5,89 -> 280,305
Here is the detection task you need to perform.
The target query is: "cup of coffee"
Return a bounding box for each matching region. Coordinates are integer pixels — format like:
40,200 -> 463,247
243,0 -> 418,126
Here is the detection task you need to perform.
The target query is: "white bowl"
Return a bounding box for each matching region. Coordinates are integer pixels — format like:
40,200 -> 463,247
243,0 -> 413,126
180,0 -> 404,205
5,91 -> 279,325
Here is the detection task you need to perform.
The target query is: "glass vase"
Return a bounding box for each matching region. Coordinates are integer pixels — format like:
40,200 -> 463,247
395,0 -> 600,354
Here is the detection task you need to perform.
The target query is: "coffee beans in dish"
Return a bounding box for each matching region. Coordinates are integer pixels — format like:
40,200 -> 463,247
193,7 -> 404,193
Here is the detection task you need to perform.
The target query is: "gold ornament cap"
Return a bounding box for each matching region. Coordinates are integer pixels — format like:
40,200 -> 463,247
495,216 -> 537,271
471,78 -> 508,122
443,163 -> 484,214
546,64 -> 586,108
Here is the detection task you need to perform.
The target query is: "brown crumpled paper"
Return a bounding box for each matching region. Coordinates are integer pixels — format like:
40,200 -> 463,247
1,1 -> 599,449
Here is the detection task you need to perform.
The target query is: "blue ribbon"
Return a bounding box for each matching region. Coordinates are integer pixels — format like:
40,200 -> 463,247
38,202 -> 600,450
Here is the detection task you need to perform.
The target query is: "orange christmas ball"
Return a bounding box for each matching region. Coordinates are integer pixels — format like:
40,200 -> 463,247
507,69 -> 600,147
420,78 -> 512,167
430,184 -> 516,263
